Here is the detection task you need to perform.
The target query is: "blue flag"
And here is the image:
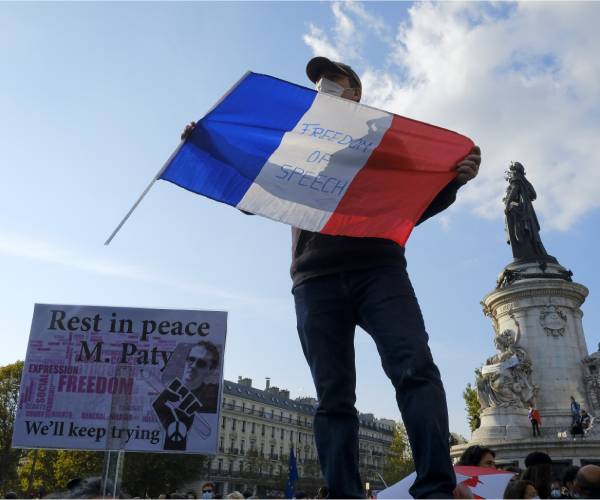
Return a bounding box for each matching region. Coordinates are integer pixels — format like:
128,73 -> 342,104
285,447 -> 299,499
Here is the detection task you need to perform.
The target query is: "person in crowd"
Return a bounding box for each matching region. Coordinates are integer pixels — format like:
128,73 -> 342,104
186,491 -> 198,499
200,482 -> 215,500
242,490 -> 253,499
528,404 -> 542,437
571,396 -> 581,426
504,479 -> 538,499
225,492 -> 244,499
550,480 -> 565,498
573,465 -> 600,499
42,477 -> 110,499
562,465 -> 580,498
457,445 -> 496,468
522,451 -> 553,499
571,416 -> 585,437
580,409 -> 592,430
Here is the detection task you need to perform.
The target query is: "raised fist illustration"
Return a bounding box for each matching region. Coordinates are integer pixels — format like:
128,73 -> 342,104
152,378 -> 203,450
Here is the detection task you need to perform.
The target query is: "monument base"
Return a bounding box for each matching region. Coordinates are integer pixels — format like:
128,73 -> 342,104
452,436 -> 600,469
472,407 -> 531,441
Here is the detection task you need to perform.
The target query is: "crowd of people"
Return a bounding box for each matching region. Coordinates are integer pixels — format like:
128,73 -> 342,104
457,445 -> 600,499
188,482 -> 327,500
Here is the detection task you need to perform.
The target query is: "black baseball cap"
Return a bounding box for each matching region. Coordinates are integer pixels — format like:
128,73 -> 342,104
306,56 -> 362,89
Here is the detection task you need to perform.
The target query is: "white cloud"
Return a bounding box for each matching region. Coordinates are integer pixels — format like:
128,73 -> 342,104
303,2 -> 600,230
0,230 -> 284,308
302,24 -> 341,61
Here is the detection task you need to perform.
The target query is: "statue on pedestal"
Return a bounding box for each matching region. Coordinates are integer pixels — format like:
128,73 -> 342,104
476,317 -> 538,409
503,162 -> 556,263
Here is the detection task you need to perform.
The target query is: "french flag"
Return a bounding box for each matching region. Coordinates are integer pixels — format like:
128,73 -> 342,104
161,72 -> 474,246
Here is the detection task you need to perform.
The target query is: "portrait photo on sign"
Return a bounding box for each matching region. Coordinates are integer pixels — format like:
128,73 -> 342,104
161,340 -> 222,413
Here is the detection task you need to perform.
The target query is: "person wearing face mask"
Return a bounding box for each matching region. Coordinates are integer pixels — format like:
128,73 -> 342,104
289,56 -> 482,499
200,482 -> 215,500
180,56 -> 481,499
550,480 -> 566,499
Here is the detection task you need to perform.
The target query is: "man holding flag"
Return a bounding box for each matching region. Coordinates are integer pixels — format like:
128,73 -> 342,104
288,57 -> 481,499
177,57 -> 481,499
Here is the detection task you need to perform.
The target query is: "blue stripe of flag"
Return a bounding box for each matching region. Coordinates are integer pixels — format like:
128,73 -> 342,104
160,73 -> 316,207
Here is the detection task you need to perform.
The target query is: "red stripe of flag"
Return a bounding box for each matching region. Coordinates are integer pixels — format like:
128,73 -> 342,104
320,114 -> 474,245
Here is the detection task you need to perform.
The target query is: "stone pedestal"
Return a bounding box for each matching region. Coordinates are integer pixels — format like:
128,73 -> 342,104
452,437 -> 600,468
453,260 -> 598,466
472,406 -> 530,441
482,261 -> 589,436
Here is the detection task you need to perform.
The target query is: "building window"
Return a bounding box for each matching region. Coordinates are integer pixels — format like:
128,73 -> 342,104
221,417 -> 226,429
242,421 -> 246,432
232,418 -> 236,431
298,432 -> 302,443
261,424 -> 265,436
271,409 -> 274,419
271,426 -> 275,438
241,440 -> 245,454
260,442 -> 265,456
252,404 -> 255,414
280,428 -> 284,440
290,431 -> 294,442
251,422 -> 255,434
260,407 -> 264,417
220,436 -> 224,451
270,445 -> 274,457
230,438 -> 235,453
218,459 -> 223,472
242,402 -> 246,413
279,446 -> 283,458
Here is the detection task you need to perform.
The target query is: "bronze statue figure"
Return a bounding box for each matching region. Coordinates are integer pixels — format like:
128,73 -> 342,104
503,162 -> 556,263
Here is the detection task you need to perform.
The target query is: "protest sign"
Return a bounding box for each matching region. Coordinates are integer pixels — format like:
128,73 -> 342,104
12,304 -> 227,454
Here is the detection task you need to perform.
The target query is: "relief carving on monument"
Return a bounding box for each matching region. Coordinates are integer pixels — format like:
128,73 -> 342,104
583,345 -> 600,411
476,313 -> 539,410
539,305 -> 567,337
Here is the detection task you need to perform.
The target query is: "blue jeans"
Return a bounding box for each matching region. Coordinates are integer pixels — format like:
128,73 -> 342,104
293,267 -> 455,499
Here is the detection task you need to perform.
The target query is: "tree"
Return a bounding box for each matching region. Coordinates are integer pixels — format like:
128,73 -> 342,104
0,361 -> 24,495
463,379 -> 482,433
17,449 -> 60,496
382,423 -> 414,485
53,450 -> 104,488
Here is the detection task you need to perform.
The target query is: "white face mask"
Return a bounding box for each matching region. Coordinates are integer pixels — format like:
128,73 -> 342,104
315,78 -> 346,97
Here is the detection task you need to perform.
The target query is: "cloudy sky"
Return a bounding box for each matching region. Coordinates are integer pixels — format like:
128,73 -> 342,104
1,1 -> 599,440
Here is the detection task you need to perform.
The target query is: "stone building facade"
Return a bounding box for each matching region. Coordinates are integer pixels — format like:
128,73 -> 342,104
199,377 -> 395,496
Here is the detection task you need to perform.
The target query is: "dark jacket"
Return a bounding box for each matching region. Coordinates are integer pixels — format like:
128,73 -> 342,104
290,179 -> 462,287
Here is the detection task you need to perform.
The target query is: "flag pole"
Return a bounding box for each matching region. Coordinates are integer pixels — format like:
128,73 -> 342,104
104,72 -> 252,246
104,140 -> 185,246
